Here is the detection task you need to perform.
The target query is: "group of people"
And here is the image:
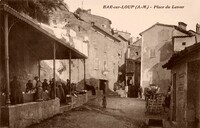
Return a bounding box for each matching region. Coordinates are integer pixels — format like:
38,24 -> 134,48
143,84 -> 160,100
113,77 -> 142,98
144,84 -> 171,110
10,76 -> 74,105
25,77 -> 73,103
113,81 -> 128,97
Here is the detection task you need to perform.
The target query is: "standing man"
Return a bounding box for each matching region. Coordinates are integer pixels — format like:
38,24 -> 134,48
126,77 -> 132,97
127,77 -> 132,86
42,79 -> 49,92
10,76 -> 23,105
35,77 -> 43,101
138,85 -> 143,98
102,81 -> 107,108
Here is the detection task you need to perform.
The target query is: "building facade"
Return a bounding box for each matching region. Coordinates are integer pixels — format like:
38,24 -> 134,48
45,8 -> 128,91
164,41 -> 200,128
140,22 -> 195,94
163,24 -> 200,128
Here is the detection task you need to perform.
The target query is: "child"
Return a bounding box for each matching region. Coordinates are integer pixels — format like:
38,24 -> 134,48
102,95 -> 107,108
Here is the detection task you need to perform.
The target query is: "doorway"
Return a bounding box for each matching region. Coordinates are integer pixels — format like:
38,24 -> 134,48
99,79 -> 108,95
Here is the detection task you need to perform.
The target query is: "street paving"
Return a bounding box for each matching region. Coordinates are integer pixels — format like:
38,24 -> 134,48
28,97 -> 160,128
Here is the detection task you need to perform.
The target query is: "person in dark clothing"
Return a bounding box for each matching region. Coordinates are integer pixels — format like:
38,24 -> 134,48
102,95 -> 107,108
42,79 -> 49,92
50,78 -> 55,99
35,78 -> 43,101
85,84 -> 96,95
56,80 -> 66,103
26,80 -> 33,93
127,77 -> 132,86
65,79 -> 70,95
138,86 -> 143,98
10,76 -> 23,105
165,86 -> 171,108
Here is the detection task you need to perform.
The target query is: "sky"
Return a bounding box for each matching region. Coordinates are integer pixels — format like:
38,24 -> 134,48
64,0 -> 200,38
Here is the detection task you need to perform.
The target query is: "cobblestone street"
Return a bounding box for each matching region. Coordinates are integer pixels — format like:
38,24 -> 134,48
28,97 -> 146,128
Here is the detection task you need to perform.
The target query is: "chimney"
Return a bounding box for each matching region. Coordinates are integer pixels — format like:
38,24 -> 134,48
178,22 -> 187,30
196,23 -> 200,34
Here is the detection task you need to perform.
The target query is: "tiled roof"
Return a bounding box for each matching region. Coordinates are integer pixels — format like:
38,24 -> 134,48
139,22 -> 193,36
72,12 -> 121,42
92,24 -> 121,42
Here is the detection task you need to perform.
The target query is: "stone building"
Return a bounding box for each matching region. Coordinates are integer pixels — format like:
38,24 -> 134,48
45,8 -> 128,91
139,22 -> 199,94
163,41 -> 200,128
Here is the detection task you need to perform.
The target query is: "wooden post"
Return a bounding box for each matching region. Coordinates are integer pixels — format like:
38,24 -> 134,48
4,13 -> 11,105
69,50 -> 71,94
83,59 -> 86,90
53,42 -> 56,98
125,52 -> 127,87
38,60 -> 41,80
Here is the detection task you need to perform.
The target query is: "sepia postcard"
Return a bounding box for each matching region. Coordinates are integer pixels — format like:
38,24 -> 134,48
0,0 -> 200,127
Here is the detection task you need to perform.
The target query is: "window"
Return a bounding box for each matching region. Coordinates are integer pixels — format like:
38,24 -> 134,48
182,42 -> 186,46
118,53 -> 121,58
149,49 -> 156,58
103,61 -> 108,71
91,22 -> 94,25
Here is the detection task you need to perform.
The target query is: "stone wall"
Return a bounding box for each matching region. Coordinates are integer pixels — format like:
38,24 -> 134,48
88,29 -> 125,90
49,9 -> 126,91
171,62 -> 187,128
174,36 -> 196,52
1,98 -> 60,128
127,45 -> 141,60
170,51 -> 200,128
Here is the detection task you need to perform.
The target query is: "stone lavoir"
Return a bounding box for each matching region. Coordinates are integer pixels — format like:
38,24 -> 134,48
0,4 -> 87,128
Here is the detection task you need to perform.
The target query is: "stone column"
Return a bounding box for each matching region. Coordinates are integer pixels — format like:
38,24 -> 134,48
84,59 -> 86,90
53,42 -> 56,99
4,13 -> 11,105
38,60 -> 41,79
69,50 -> 71,94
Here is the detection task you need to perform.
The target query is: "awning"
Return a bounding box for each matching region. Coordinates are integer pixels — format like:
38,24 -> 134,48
0,4 -> 87,59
